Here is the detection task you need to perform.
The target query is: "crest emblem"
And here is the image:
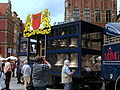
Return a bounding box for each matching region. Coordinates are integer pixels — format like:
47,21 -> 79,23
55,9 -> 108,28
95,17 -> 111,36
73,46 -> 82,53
32,13 -> 41,30
23,9 -> 51,37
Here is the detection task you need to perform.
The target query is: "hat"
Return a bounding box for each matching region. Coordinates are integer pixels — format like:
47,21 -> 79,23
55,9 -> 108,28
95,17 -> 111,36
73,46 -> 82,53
64,60 -> 70,65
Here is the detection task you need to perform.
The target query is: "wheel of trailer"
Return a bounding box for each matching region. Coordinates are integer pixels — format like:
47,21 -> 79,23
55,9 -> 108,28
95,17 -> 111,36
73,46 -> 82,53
52,82 -> 63,89
116,78 -> 120,90
105,81 -> 115,90
91,82 -> 103,89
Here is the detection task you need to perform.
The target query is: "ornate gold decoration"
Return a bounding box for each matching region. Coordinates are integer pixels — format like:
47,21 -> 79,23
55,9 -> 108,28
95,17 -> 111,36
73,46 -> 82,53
23,9 -> 51,37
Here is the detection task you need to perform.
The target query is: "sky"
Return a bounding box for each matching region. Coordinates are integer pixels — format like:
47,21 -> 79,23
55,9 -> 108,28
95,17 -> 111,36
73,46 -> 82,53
0,0 -> 65,25
0,0 -> 120,25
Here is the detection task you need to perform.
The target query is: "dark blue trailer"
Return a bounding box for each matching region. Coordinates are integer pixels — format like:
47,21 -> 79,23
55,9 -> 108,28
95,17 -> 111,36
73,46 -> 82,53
101,23 -> 120,90
47,20 -> 103,89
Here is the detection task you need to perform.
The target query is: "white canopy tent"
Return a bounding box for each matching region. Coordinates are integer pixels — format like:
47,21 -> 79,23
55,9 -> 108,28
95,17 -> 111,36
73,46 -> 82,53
0,57 -> 5,61
7,56 -> 18,61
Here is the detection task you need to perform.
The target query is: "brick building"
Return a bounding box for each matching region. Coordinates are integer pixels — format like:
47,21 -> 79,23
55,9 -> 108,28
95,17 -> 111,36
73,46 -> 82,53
65,0 -> 117,27
117,11 -> 120,22
0,1 -> 21,57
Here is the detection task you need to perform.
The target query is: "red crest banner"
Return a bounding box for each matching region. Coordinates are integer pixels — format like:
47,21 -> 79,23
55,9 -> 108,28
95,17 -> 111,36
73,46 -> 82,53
32,13 -> 41,30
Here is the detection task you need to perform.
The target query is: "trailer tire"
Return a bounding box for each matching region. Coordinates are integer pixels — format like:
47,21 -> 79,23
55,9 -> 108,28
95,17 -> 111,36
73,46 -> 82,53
91,82 -> 103,89
52,83 -> 63,89
105,81 -> 114,90
116,79 -> 120,90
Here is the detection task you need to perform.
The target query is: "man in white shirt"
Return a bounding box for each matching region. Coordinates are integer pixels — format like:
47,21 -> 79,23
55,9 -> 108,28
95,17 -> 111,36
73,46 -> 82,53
21,61 -> 31,90
61,60 -> 75,90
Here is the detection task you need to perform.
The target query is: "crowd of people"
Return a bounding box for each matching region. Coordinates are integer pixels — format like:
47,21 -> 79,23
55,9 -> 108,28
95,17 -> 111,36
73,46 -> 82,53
0,56 -> 75,90
0,58 -> 16,90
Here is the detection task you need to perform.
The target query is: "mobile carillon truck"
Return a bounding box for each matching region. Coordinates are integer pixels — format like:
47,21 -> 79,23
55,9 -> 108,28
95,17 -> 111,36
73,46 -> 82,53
101,23 -> 120,90
46,20 -> 103,89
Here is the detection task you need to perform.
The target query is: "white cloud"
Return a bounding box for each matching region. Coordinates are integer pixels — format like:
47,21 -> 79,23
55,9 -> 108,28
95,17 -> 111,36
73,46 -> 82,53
14,0 -> 64,24
1,0 -> 120,24
0,0 -> 64,24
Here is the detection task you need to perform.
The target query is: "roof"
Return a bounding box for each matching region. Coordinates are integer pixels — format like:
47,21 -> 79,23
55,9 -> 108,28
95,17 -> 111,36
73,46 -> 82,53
0,3 -> 9,16
105,23 -> 120,37
52,20 -> 103,34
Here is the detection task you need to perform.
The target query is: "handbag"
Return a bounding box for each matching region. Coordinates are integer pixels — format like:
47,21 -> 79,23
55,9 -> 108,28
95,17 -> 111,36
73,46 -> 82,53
26,66 -> 35,90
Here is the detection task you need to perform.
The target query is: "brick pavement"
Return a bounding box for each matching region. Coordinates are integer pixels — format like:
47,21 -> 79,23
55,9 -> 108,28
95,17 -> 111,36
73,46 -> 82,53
9,77 -> 104,90
9,77 -> 63,90
10,77 -> 24,90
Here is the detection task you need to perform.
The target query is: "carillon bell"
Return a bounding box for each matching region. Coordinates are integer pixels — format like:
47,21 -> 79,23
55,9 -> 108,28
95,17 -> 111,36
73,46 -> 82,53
60,39 -> 66,47
91,55 -> 101,71
55,54 -> 64,66
52,40 -> 56,46
69,53 -> 78,68
65,54 -> 69,60
69,38 -> 78,47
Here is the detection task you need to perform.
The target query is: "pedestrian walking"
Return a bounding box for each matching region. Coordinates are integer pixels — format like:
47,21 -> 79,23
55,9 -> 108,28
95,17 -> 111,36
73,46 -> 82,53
32,56 -> 51,90
2,60 -> 6,73
4,58 -> 12,90
16,59 -> 22,84
11,60 -> 16,77
61,60 -> 75,90
21,61 -> 31,90
0,67 -> 6,90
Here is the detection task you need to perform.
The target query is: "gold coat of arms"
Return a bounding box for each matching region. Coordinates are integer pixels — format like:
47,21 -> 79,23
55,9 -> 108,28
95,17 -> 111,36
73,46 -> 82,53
23,9 -> 51,37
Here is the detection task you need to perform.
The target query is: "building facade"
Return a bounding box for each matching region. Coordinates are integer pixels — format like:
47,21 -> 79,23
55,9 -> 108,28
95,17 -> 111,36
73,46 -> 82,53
12,12 -> 21,56
65,0 -> 117,27
117,11 -> 120,22
0,1 -> 21,57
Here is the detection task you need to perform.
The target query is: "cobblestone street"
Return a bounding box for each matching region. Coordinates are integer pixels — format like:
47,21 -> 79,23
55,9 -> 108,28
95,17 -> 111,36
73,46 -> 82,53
10,77 -> 24,90
9,77 -> 105,90
9,77 -> 63,90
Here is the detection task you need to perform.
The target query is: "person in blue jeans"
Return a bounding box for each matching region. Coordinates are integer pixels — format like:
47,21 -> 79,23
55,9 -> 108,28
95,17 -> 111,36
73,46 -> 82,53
32,56 -> 51,90
61,60 -> 75,90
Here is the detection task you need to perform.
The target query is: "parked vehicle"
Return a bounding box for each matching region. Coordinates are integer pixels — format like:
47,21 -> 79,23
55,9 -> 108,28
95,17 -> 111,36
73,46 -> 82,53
101,23 -> 120,90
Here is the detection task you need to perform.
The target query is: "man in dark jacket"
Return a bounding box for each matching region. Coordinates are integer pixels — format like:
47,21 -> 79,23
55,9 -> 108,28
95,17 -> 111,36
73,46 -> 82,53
32,56 -> 51,90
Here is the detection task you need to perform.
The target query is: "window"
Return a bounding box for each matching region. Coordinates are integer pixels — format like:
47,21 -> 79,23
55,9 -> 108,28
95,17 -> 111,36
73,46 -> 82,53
95,10 -> 101,22
84,10 -> 90,22
106,10 -> 111,22
103,35 -> 120,45
73,9 -> 80,19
